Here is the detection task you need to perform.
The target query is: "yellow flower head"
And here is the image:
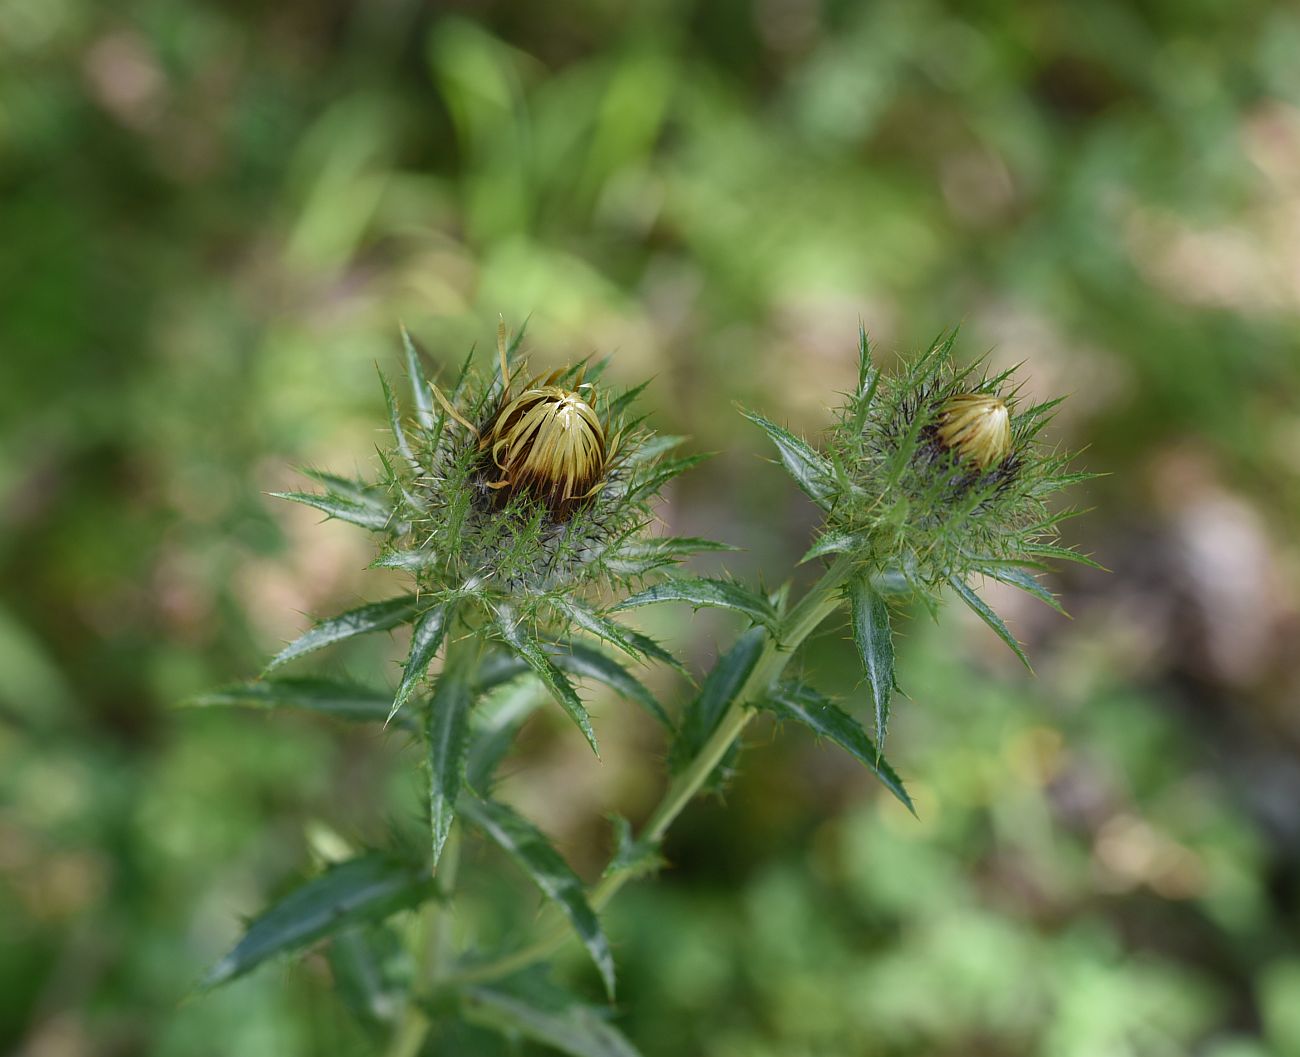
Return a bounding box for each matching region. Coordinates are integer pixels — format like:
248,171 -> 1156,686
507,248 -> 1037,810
936,393 -> 1012,470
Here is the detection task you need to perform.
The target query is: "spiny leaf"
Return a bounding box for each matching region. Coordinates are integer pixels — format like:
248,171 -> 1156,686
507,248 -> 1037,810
400,326 -> 435,431
740,408 -> 836,509
799,530 -> 864,565
185,677 -> 413,730
202,854 -> 434,988
603,815 -> 664,881
329,924 -> 412,1034
671,626 -> 766,771
270,490 -> 400,533
974,564 -> 1067,616
426,640 -> 478,866
495,609 -> 598,756
266,596 -> 421,672
459,796 -> 616,998
616,578 -> 779,631
465,679 -> 549,793
379,370 -> 419,470
1023,541 -> 1107,570
552,597 -> 686,673
547,641 -> 671,730
949,576 -> 1032,671
389,604 -> 452,726
621,434 -> 686,466
462,982 -> 641,1057
847,575 -> 895,747
762,682 -> 913,814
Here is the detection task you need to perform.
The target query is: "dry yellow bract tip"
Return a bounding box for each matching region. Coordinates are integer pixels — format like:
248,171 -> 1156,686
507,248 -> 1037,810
482,370 -> 612,512
937,394 -> 1012,469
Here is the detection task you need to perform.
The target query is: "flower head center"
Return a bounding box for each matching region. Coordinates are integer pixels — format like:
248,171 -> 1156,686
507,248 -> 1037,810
482,380 -> 610,513
936,394 -> 1012,470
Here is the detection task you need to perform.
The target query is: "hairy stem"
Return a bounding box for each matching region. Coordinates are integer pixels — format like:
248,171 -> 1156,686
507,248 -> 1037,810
449,554 -> 856,987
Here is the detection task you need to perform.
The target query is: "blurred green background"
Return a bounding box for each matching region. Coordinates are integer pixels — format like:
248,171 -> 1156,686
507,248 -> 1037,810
4,1 -> 1300,1054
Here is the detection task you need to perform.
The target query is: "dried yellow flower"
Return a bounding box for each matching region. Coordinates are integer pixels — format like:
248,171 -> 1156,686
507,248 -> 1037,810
482,372 -> 611,511
936,394 -> 1012,469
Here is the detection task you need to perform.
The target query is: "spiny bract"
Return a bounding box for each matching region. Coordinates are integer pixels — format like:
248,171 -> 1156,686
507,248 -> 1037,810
270,322 -> 723,751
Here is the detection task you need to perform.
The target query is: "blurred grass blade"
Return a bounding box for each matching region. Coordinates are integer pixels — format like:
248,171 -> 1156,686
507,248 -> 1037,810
495,608 -> 598,755
671,626 -> 765,771
460,796 -> 616,997
266,596 -> 420,672
202,854 -> 434,989
462,984 -> 640,1057
847,575 -> 895,747
763,682 -> 913,814
185,677 -> 412,730
740,408 -> 836,509
949,576 -> 1032,671
615,578 -> 779,631
390,604 -> 452,726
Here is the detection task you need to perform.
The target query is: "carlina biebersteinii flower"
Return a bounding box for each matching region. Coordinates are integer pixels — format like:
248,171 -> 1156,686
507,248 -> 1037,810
256,319 -> 728,767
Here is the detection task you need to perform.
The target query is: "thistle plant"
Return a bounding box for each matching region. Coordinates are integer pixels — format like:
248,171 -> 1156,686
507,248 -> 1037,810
191,323 -> 1092,1056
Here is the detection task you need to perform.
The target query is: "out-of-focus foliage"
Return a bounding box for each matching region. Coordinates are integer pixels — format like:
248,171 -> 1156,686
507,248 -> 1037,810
3,0 -> 1299,1054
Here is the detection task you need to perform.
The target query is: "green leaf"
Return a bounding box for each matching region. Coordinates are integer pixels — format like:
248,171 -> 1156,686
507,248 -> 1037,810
266,595 -> 420,672
605,535 -> 737,576
603,816 -> 664,881
329,924 -> 412,1033
202,854 -> 434,988
949,575 -> 1032,671
466,679 -> 548,792
974,564 -> 1067,616
400,325 -> 435,431
185,677 -> 413,730
270,490 -> 399,533
616,578 -> 778,631
427,642 -> 478,866
553,640 -> 672,729
460,796 -> 615,998
390,604 -> 452,726
379,370 -> 419,469
740,409 -> 836,508
628,453 -> 712,500
1023,541 -> 1107,571
495,609 -> 598,756
762,682 -> 913,814
799,530 -> 863,565
847,575 -> 895,746
622,433 -> 685,465
462,983 -> 641,1057
671,625 -> 765,770
551,598 -> 685,674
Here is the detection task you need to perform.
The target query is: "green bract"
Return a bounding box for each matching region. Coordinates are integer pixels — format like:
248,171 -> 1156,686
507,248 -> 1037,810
746,328 -> 1096,745
271,324 -> 722,749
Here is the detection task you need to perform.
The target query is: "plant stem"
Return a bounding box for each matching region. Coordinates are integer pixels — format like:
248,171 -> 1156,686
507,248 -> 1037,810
384,635 -> 479,1057
449,554 -> 856,987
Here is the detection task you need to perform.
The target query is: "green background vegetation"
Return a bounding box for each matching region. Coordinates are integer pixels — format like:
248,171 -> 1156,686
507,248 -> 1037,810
4,1 -> 1300,1054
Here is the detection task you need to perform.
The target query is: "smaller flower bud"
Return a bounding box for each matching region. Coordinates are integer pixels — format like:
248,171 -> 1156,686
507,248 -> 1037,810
936,394 -> 1012,470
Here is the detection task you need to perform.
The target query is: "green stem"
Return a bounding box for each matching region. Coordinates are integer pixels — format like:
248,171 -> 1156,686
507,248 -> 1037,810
384,635 -> 479,1057
449,554 -> 856,987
